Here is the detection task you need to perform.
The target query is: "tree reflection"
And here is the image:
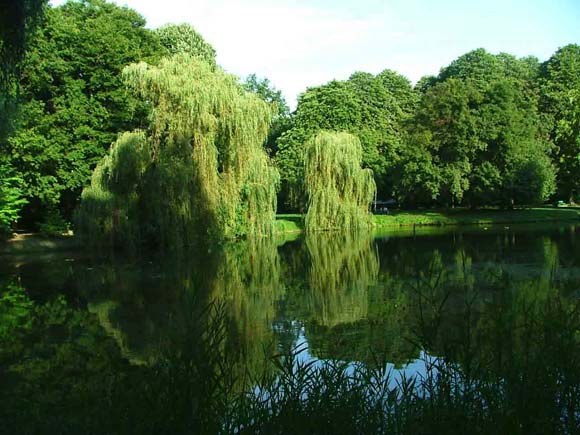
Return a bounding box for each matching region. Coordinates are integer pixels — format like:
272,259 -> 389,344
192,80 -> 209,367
2,225 -> 580,432
304,231 -> 378,327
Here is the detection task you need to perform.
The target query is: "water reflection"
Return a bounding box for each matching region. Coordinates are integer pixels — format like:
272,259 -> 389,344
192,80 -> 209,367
304,231 -> 378,327
1,224 -> 580,432
75,239 -> 285,379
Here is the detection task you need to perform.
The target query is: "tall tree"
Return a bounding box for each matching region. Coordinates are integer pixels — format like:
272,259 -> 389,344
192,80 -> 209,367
304,131 -> 375,231
540,44 -> 580,201
397,49 -> 555,207
0,0 -> 47,236
0,0 -> 46,104
154,23 -> 217,67
4,0 -> 165,227
76,55 -> 279,247
276,70 -> 416,210
243,74 -> 289,119
242,73 -> 291,156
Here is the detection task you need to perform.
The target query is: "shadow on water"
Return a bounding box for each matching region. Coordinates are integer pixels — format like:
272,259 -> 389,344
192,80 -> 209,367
1,224 -> 580,433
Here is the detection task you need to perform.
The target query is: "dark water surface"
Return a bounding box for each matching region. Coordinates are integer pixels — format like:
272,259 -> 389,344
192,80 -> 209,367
2,223 -> 580,432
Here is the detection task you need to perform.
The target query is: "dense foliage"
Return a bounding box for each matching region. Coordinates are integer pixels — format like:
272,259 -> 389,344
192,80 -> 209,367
0,0 -> 578,234
154,23 -> 217,67
0,162 -> 27,239
304,132 -> 376,231
0,0 -> 46,76
243,73 -> 291,156
540,44 -> 580,201
76,55 -> 279,247
2,0 -> 164,229
0,0 -> 47,138
276,70 -> 416,209
396,50 -> 556,207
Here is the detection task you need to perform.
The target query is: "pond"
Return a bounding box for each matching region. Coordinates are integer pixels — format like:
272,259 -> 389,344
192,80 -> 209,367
2,223 -> 580,433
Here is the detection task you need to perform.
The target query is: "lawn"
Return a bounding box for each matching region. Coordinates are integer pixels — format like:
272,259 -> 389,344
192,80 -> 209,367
275,207 -> 580,234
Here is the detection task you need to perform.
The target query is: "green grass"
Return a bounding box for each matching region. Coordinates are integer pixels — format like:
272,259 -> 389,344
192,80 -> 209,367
275,208 -> 580,235
275,214 -> 303,234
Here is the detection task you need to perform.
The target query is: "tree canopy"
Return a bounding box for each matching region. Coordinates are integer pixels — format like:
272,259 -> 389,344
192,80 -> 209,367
540,44 -> 580,201
242,73 -> 291,157
155,23 -> 217,67
3,0 -> 164,227
396,49 -> 556,207
276,69 -> 416,210
304,131 -> 375,231
76,55 -> 279,247
1,0 -> 578,234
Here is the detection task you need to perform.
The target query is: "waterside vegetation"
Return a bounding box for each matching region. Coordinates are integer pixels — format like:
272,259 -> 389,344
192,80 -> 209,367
1,0 -> 580,241
75,55 -> 279,248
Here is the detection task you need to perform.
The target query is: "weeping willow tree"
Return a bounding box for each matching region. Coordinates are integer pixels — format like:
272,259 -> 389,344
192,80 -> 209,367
75,130 -> 149,248
304,131 -> 376,232
76,54 -> 279,247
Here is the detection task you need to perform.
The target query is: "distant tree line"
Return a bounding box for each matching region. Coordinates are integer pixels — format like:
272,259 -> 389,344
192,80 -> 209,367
1,0 -> 579,237
277,47 -> 580,211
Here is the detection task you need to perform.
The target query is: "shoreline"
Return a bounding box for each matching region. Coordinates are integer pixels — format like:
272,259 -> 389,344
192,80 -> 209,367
3,208 -> 578,254
276,207 -> 580,234
0,233 -> 78,255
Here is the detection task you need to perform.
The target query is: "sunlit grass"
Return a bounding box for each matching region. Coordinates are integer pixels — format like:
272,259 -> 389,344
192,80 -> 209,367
275,207 -> 580,234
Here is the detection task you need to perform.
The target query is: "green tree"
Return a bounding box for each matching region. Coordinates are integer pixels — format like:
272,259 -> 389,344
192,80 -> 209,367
3,0 -> 163,227
243,74 -> 289,118
0,0 -> 47,158
0,162 -> 28,238
0,0 -> 46,77
154,23 -> 216,67
304,131 -> 375,231
76,55 -> 279,247
398,49 -> 555,207
540,44 -> 580,202
403,78 -> 482,206
242,73 -> 291,156
276,70 -> 416,210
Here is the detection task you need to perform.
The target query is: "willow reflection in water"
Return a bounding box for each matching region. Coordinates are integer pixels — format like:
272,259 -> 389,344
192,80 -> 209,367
77,238 -> 284,381
305,231 -> 379,327
2,225 -> 580,433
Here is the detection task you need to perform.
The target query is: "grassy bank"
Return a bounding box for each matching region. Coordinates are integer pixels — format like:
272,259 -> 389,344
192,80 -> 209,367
275,207 -> 580,234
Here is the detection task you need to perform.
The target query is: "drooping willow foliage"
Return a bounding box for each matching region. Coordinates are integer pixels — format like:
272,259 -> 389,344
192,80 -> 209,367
304,131 -> 376,232
76,55 -> 279,247
75,130 -> 149,248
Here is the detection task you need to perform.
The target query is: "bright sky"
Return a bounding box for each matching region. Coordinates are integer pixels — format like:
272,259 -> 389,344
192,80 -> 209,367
50,0 -> 580,109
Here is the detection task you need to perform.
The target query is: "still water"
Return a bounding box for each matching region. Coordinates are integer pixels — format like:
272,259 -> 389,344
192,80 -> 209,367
1,223 -> 580,432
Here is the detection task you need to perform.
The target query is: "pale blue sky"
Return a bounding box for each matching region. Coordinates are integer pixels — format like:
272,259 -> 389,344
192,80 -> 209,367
50,0 -> 580,108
